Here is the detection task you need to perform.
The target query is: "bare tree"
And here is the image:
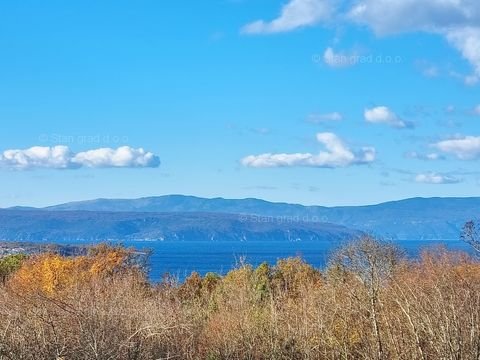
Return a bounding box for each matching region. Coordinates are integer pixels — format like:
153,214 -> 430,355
330,235 -> 404,360
461,220 -> 480,255
1,243 -> 480,359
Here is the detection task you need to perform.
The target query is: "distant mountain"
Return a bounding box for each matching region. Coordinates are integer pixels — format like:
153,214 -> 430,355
0,210 -> 359,242
42,195 -> 480,240
6,206 -> 38,211
45,195 -> 312,214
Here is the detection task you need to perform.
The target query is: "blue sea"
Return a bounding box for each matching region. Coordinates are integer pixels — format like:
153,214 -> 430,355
33,239 -> 474,282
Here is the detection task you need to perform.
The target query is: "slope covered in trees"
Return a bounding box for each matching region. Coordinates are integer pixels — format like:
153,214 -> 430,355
0,238 -> 478,359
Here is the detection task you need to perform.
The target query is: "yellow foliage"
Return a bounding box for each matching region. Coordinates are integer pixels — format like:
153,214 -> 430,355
9,246 -> 131,297
272,257 -> 322,297
0,243 -> 480,359
89,248 -> 128,276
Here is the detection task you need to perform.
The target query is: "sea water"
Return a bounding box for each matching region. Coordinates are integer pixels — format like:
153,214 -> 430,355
27,239 -> 473,282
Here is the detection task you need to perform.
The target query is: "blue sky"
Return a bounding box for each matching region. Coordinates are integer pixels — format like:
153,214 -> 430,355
0,0 -> 479,207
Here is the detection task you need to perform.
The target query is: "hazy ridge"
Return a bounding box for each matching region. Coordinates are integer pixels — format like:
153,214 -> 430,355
2,195 -> 479,240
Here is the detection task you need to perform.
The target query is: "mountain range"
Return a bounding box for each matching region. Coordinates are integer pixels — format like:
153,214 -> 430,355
0,210 -> 358,242
1,195 -> 479,241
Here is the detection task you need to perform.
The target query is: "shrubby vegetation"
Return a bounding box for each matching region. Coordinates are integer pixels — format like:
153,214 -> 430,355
0,254 -> 26,284
0,237 -> 479,359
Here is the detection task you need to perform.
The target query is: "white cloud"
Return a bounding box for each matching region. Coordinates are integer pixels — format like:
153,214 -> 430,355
241,132 -> 375,168
323,47 -> 358,68
434,135 -> 480,160
307,112 -> 343,123
445,27 -> 480,85
241,0 -> 334,34
349,0 -> 480,84
0,146 -> 160,170
415,172 -> 462,184
348,0 -> 480,35
73,146 -> 160,168
0,146 -> 74,170
242,0 -> 480,84
364,106 -> 413,128
405,151 -> 443,161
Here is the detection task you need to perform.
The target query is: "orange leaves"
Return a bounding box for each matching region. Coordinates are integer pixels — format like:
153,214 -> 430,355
0,242 -> 479,359
89,247 -> 128,276
12,254 -> 83,295
9,245 -> 132,297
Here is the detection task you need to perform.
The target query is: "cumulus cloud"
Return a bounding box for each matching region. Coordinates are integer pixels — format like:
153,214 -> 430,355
307,112 -> 343,123
323,47 -> 359,67
349,0 -> 480,84
434,136 -> 480,160
72,147 -> 160,168
364,106 -> 413,129
445,27 -> 480,85
348,0 -> 480,35
241,0 -> 334,34
241,132 -> 375,168
242,0 -> 480,84
415,172 -> 462,185
0,146 -> 160,170
0,146 -> 75,170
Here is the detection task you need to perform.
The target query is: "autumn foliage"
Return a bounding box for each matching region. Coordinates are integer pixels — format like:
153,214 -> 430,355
9,244 -> 134,296
0,238 -> 478,359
